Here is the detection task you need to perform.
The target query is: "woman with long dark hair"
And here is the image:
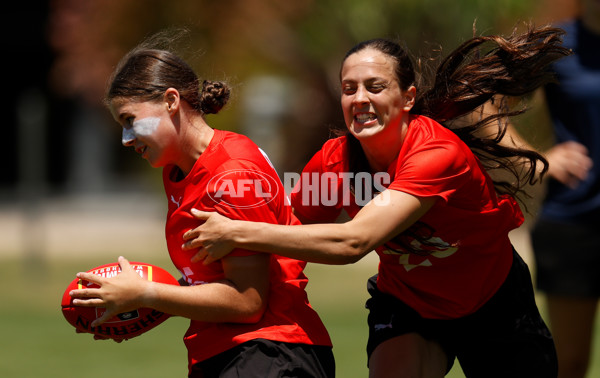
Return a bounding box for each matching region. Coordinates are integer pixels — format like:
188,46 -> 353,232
183,25 -> 568,377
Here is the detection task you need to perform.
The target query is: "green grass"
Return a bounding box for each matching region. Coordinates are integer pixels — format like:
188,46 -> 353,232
304,260 -> 466,378
1,255 -> 598,377
0,257 -> 188,378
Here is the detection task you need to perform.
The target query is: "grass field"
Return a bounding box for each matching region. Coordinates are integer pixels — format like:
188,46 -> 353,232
0,254 -> 598,377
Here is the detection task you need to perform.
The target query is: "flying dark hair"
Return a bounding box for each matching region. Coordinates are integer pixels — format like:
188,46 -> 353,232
341,24 -> 571,201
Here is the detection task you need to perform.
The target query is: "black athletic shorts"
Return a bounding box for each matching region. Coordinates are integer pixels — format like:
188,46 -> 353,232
532,218 -> 600,298
365,249 -> 558,378
189,339 -> 335,378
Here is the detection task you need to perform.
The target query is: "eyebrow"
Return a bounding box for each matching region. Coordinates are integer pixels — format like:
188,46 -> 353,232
116,110 -> 133,123
341,77 -> 388,84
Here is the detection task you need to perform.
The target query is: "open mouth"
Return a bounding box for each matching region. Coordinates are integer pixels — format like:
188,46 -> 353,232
136,146 -> 148,155
354,113 -> 377,123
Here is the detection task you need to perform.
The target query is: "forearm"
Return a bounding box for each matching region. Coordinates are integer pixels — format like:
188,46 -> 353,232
230,220 -> 371,265
144,279 -> 265,323
188,190 -> 435,265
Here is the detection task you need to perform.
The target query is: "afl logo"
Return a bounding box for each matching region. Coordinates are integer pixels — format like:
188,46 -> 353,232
207,169 -> 279,209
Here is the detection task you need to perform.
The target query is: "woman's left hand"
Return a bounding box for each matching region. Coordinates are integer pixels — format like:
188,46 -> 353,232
69,256 -> 149,327
182,209 -> 237,265
545,141 -> 593,188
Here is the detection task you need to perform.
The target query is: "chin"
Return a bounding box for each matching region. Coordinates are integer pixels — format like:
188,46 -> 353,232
146,157 -> 162,168
349,125 -> 383,140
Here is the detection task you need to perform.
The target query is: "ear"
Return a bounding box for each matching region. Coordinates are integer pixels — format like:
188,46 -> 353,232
164,88 -> 181,115
402,85 -> 416,111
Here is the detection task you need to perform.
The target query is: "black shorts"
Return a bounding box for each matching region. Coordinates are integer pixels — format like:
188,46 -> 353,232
365,249 -> 557,378
189,339 -> 335,378
532,218 -> 600,298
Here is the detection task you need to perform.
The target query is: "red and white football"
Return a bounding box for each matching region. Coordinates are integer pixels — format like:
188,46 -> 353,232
61,261 -> 179,340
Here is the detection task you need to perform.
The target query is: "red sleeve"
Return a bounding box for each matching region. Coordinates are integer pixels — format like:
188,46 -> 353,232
388,132 -> 472,202
290,143 -> 345,223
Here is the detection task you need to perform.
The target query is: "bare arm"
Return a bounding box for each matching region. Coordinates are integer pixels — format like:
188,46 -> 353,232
70,254 -> 270,326
183,189 -> 437,265
478,97 -> 592,186
498,109 -> 592,188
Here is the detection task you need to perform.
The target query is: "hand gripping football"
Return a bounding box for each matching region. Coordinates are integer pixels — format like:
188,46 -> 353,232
61,262 -> 179,340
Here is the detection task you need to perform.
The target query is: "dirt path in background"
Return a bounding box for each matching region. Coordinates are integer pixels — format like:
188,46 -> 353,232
0,193 -> 167,260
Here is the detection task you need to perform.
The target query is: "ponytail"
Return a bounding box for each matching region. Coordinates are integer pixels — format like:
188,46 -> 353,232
341,24 -> 571,200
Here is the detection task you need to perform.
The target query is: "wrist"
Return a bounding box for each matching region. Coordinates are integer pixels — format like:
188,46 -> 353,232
142,280 -> 158,309
230,219 -> 249,247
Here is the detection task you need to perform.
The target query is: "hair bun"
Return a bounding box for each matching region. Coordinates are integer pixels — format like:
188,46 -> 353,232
200,80 -> 231,114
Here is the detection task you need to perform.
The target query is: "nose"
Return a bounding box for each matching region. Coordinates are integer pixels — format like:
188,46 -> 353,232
122,128 -> 136,147
353,86 -> 369,106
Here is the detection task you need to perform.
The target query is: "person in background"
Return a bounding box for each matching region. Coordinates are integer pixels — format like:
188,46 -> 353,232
69,33 -> 334,378
531,1 -> 600,377
182,25 -> 569,377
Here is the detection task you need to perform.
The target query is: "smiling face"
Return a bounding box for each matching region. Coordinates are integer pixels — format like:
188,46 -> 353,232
109,98 -> 180,168
340,48 -> 415,144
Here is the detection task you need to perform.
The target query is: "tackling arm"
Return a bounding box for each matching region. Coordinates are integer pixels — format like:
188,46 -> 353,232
183,189 -> 436,265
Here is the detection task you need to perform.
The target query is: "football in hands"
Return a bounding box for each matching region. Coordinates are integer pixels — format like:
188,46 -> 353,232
61,261 -> 179,340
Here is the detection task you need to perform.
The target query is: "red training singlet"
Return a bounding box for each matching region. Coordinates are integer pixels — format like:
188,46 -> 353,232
163,129 -> 332,371
292,115 -> 522,319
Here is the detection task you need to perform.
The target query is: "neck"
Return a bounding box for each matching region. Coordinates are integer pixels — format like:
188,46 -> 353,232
361,144 -> 397,173
359,121 -> 409,172
178,111 -> 214,175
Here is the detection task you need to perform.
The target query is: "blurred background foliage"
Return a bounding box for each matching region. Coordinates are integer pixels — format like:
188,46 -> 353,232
0,1 -> 585,377
3,0 -> 578,197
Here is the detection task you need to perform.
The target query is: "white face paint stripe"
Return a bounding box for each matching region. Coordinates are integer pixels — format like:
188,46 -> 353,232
122,128 -> 136,145
121,117 -> 160,145
132,117 -> 160,136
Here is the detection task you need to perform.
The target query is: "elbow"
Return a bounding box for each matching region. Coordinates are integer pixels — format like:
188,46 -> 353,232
334,236 -> 370,265
242,310 -> 265,324
341,247 -> 368,265
235,305 -> 266,324
326,222 -> 372,265
343,251 -> 366,264
232,296 -> 267,324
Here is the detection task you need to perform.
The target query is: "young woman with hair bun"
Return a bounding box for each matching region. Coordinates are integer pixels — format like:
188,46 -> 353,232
69,38 -> 335,378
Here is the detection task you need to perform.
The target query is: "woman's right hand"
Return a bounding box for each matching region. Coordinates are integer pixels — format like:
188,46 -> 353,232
182,209 -> 238,264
